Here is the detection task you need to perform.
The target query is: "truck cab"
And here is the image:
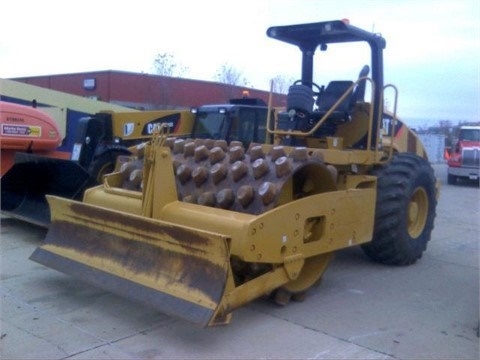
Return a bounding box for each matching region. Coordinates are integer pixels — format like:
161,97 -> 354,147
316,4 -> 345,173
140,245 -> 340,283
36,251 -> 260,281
191,98 -> 273,147
447,125 -> 480,184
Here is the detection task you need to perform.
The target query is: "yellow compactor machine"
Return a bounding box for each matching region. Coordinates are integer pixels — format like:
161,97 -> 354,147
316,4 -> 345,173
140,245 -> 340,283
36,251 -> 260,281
31,20 -> 439,327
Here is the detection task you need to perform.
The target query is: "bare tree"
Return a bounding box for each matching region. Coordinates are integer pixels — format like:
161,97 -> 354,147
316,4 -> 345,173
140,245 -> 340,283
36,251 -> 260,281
270,75 -> 295,94
153,53 -> 188,77
151,53 -> 189,108
215,63 -> 249,86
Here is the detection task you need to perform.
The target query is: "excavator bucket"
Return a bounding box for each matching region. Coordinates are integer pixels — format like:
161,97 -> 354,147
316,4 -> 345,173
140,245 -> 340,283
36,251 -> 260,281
30,195 -> 231,327
1,153 -> 96,227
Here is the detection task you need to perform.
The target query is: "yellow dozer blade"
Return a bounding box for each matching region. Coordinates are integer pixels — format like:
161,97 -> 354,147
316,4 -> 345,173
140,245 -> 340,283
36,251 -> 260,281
30,195 -> 231,327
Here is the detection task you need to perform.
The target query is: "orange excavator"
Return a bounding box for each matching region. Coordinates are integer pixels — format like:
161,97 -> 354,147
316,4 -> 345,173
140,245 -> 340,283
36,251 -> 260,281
0,101 -> 65,176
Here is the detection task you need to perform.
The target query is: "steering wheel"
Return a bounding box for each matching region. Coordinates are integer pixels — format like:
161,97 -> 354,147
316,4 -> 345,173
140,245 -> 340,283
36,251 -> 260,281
292,80 -> 323,96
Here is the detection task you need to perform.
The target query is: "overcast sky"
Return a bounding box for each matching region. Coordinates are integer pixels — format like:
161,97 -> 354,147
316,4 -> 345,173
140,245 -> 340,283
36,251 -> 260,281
1,0 -> 478,127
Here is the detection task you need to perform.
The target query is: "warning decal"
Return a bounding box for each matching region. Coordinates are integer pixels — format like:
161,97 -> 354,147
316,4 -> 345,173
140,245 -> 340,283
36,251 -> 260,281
1,124 -> 42,137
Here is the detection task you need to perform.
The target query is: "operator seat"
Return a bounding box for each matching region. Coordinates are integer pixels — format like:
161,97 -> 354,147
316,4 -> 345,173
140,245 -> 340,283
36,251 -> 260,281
315,80 -> 354,121
279,80 -> 354,144
314,64 -> 370,122
278,65 -> 370,145
286,84 -> 315,115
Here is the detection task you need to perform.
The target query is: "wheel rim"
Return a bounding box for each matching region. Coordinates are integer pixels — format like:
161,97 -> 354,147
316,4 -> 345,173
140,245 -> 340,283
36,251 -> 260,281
283,253 -> 333,293
408,187 -> 429,238
95,162 -> 114,183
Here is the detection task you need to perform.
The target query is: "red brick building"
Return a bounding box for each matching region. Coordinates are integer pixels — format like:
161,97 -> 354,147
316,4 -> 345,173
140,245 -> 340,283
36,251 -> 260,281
12,70 -> 287,110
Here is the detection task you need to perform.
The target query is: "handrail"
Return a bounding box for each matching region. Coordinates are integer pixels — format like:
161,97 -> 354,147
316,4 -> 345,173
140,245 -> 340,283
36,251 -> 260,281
267,77 -> 375,140
380,84 -> 399,163
266,80 -> 274,144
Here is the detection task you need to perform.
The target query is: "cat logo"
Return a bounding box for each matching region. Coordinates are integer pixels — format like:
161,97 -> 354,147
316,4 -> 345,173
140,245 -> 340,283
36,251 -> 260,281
142,113 -> 181,136
124,123 -> 135,137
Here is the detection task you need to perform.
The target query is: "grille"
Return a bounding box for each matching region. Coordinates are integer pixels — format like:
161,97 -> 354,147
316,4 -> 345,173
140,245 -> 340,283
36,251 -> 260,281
462,148 -> 480,167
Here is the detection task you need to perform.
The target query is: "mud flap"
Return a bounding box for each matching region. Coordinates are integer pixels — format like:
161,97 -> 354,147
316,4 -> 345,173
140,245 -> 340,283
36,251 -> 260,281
1,153 -> 96,227
30,196 -> 231,327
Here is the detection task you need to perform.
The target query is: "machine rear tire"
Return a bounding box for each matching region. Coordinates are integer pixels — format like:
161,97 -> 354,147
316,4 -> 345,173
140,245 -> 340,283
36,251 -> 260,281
362,153 -> 437,265
89,150 -> 129,184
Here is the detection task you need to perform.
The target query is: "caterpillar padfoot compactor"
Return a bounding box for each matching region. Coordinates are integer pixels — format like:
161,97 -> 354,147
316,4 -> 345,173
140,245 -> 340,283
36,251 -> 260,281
31,20 -> 439,327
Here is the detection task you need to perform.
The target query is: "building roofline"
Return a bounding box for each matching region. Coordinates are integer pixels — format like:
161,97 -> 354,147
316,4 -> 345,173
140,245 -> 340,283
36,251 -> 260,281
10,70 -> 279,94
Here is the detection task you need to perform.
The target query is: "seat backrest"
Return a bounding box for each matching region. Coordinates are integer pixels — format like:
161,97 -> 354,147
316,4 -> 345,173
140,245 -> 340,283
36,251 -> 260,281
286,84 -> 315,114
316,81 -> 354,113
351,65 -> 370,106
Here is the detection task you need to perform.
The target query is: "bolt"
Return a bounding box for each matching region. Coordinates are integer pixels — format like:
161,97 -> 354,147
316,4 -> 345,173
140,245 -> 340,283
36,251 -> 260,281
270,146 -> 286,161
275,156 -> 291,178
209,146 -> 226,164
229,145 -> 245,163
238,185 -> 254,207
216,188 -> 234,209
176,164 -> 192,184
259,182 -> 276,205
129,169 -> 143,186
210,163 -> 227,184
194,145 -> 209,162
253,158 -> 269,179
192,166 -> 208,187
231,161 -> 248,182
290,147 -> 308,162
249,145 -> 265,161
198,192 -> 215,207
182,195 -> 196,203
214,140 -> 228,151
183,142 -> 195,158
173,139 -> 185,154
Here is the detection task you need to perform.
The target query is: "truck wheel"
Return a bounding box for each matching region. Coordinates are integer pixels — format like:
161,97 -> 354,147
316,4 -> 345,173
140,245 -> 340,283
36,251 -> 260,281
89,151 -> 127,184
447,173 -> 457,185
362,153 -> 437,265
